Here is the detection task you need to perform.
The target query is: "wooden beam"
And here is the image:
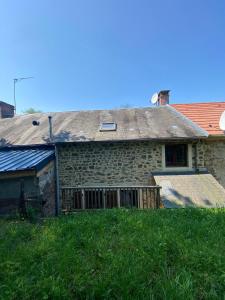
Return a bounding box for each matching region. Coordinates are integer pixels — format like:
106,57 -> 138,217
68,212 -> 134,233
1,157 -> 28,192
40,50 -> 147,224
0,170 -> 35,179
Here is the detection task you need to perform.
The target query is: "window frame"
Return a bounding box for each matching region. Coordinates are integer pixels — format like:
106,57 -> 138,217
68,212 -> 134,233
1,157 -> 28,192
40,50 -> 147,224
162,143 -> 193,171
99,122 -> 117,132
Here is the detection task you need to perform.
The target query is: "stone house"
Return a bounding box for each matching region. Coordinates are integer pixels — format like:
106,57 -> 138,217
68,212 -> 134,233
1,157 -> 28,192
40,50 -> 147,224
1,96 -> 225,212
172,102 -> 225,188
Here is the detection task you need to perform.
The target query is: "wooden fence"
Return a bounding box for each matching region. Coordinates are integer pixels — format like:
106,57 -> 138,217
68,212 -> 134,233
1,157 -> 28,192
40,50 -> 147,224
61,186 -> 161,212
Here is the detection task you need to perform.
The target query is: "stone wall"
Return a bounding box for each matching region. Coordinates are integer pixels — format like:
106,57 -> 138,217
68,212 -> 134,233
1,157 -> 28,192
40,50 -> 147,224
204,140 -> 225,188
58,140 -> 217,189
58,141 -> 163,186
192,141 -> 205,169
37,160 -> 56,216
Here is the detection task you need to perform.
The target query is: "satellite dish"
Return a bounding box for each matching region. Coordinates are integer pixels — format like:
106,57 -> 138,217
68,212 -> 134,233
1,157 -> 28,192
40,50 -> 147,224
151,92 -> 159,104
219,110 -> 225,131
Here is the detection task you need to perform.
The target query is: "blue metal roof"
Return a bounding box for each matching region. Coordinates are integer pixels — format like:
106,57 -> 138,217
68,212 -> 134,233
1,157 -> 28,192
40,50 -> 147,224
0,148 -> 54,172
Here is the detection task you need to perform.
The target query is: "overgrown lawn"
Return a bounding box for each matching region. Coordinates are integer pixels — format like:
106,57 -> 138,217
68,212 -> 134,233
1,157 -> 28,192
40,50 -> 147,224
0,209 -> 225,299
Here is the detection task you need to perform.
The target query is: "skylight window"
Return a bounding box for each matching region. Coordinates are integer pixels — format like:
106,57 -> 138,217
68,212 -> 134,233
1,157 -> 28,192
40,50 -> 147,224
99,122 -> 117,131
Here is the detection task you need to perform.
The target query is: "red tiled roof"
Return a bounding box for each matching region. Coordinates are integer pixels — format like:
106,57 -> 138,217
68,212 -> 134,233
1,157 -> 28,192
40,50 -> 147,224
171,102 -> 225,136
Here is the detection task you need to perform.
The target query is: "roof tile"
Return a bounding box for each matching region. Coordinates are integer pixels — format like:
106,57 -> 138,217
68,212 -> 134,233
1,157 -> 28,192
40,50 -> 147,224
172,102 -> 225,135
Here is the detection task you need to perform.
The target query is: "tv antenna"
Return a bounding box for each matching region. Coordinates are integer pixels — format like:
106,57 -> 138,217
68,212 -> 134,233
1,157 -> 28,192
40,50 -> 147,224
219,110 -> 225,131
13,77 -> 33,114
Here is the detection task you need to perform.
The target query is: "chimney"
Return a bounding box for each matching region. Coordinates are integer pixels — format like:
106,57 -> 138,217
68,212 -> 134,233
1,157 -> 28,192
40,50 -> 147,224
158,90 -> 170,105
0,101 -> 15,118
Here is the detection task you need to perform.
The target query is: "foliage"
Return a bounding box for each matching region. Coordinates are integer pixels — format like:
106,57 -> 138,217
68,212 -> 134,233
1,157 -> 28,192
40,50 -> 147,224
0,209 -> 225,299
22,107 -> 42,114
26,206 -> 40,223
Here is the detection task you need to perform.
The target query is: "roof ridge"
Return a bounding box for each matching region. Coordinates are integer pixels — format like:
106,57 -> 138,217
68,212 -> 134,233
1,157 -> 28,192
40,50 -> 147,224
14,106 -> 166,117
172,101 -> 225,106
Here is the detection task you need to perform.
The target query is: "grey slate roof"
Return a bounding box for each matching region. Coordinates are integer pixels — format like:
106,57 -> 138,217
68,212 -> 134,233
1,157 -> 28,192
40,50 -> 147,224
0,105 -> 208,146
154,173 -> 225,208
0,148 -> 54,172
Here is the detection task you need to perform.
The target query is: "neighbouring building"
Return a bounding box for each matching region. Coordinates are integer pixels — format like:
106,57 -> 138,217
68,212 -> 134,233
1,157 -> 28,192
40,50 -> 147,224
0,101 -> 14,119
172,102 -> 225,188
1,96 -> 225,211
0,146 -> 55,216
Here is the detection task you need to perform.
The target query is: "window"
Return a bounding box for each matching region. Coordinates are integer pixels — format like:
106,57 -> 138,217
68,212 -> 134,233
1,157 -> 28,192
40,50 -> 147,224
165,144 -> 188,167
99,122 -> 117,131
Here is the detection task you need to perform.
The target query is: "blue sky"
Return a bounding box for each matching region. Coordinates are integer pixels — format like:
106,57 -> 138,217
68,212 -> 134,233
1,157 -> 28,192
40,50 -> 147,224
0,0 -> 225,113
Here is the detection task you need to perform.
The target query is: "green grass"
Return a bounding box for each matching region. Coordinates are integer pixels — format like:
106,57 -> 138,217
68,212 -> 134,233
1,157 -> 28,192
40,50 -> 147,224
0,209 -> 225,299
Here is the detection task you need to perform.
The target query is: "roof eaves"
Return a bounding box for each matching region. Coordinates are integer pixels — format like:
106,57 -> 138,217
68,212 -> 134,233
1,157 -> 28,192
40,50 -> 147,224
55,136 -> 207,146
0,144 -> 54,151
207,134 -> 225,139
34,152 -> 55,172
0,169 -> 36,179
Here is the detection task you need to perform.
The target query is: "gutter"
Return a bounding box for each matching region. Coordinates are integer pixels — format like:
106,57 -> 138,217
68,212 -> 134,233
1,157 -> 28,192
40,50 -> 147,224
54,136 -> 208,147
206,134 -> 225,141
0,144 -> 54,150
54,144 -> 60,216
0,135 -> 209,150
194,140 -> 200,173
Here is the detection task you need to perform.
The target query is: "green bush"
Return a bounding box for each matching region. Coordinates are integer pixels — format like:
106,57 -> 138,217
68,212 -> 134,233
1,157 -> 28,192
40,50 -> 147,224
0,209 -> 225,299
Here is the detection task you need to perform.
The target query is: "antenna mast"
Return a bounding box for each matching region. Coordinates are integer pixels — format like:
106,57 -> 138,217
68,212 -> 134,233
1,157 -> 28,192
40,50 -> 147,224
13,77 -> 33,114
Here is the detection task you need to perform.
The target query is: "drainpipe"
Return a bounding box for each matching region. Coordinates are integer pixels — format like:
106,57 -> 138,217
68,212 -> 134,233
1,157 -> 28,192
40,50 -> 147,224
54,144 -> 60,216
195,140 -> 201,173
48,116 -> 53,142
47,115 -> 59,215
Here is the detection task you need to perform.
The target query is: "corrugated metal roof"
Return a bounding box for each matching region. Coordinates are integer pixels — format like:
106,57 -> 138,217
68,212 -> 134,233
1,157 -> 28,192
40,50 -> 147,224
0,106 -> 208,146
172,102 -> 225,136
154,173 -> 225,208
0,148 -> 54,172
